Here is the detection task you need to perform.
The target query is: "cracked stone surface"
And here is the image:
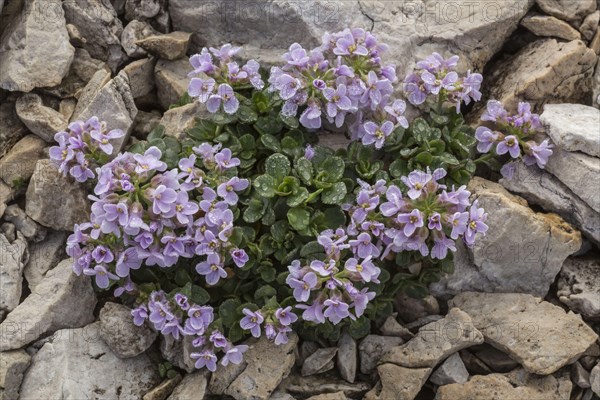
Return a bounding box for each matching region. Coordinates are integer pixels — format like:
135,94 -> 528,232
0,232 -> 28,314
364,364 -> 431,400
540,103 -> 600,158
19,323 -> 160,400
0,134 -> 47,188
557,257 -> 600,320
0,349 -> 31,400
99,302 -> 158,358
449,292 -> 599,375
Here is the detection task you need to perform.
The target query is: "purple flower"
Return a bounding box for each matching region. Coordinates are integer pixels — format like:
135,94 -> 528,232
464,200 -> 488,246
524,139 -> 553,168
481,100 -> 508,122
448,211 -> 469,239
347,285 -> 375,317
352,190 -> 379,223
324,84 -> 352,124
210,330 -> 229,348
217,177 -> 249,205
384,99 -> 409,128
188,77 -> 216,102
362,71 -> 392,108
349,232 -> 380,259
231,248 -> 249,268
186,305 -> 214,334
90,127 -> 124,155
283,43 -> 310,67
428,212 -> 442,231
83,265 -> 117,289
133,147 -> 167,174
189,50 -> 216,75
299,101 -> 322,129
362,120 -> 394,149
288,271 -> 318,302
240,309 -> 264,338
397,209 -> 424,236
345,256 -> 379,283
304,144 -> 315,160
221,344 -> 249,366
298,299 -> 326,324
323,297 -> 351,325
275,326 -> 292,345
422,70 -> 458,94
242,60 -> 264,89
432,235 -> 457,260
404,73 -> 427,105
380,185 -> 405,217
148,301 -> 173,331
334,32 -> 368,56
174,293 -> 190,311
500,162 -> 517,179
196,253 -> 227,285
475,126 -> 499,153
131,305 -> 148,326
69,152 -> 95,182
149,184 -> 178,215
461,71 -> 483,104
496,135 -> 520,158
115,247 -> 142,277
275,306 -> 298,326
207,84 -> 239,114
214,148 -> 240,170
402,170 -> 432,199
191,350 -> 218,371
171,191 -> 200,224
276,74 -> 303,100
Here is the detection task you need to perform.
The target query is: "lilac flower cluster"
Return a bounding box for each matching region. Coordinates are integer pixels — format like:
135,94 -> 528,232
345,168 -> 488,262
475,101 -> 553,179
267,29 -> 409,149
285,228 -> 380,325
239,305 -> 298,345
403,52 -> 483,112
66,143 -> 249,293
49,117 -> 124,182
188,44 -> 264,114
132,290 -> 248,371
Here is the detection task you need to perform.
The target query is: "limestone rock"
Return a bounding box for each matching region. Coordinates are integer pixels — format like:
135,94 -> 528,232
382,308 -> 484,369
593,55 -> 600,109
0,181 -> 13,219
545,148 -> 600,212
473,39 -> 596,118
23,232 -> 67,291
283,374 -> 371,399
337,332 -> 357,383
99,302 -> 158,358
541,104 -> 600,157
0,349 -> 31,400
155,58 -> 191,109
521,13 -> 582,40
592,28 -> 600,55
435,368 -> 573,400
364,364 -> 431,400
536,0 -> 596,22
307,392 -> 347,400
19,323 -> 160,399
132,110 -> 161,139
25,159 -> 91,231
63,0 -> 126,71
429,353 -> 469,386
136,31 -> 191,60
166,371 -> 208,400
160,335 -> 196,373
0,232 -> 28,313
72,71 -> 137,154
122,57 -> 157,99
0,0 -> 74,91
580,11 -> 600,41
0,97 -> 27,159
3,205 -> 46,242
473,345 -> 520,373
557,257 -> 600,320
142,376 -> 182,400
394,293 -> 440,323
572,361 -> 591,389
359,335 -> 405,374
302,348 -> 337,376
225,334 -> 298,400
591,363 -> 600,396
125,0 -> 163,20
379,314 -> 414,341
0,135 -> 46,187
15,94 -> 68,142
0,258 -> 96,351
432,178 -> 581,297
121,20 -> 158,58
159,101 -> 208,140
499,161 -> 600,246
449,292 -> 599,375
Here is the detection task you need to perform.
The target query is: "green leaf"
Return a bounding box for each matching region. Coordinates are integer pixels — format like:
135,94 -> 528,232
174,269 -> 191,286
428,139 -> 446,155
287,187 -> 309,207
320,156 -> 345,183
254,285 -> 277,301
259,266 -> 277,282
411,118 -> 429,143
270,220 -> 289,242
295,157 -> 313,185
389,159 -> 409,178
265,153 -> 291,181
260,134 -> 281,152
349,316 -> 371,339
255,114 -> 284,135
323,207 -> 346,229
219,298 -> 241,328
321,181 -> 347,205
437,152 -> 460,166
415,151 -> 433,165
403,281 -> 429,299
280,113 -> 299,129
300,241 -> 325,258
190,285 -> 210,305
238,104 -> 258,123
253,175 -> 277,198
243,197 -> 267,223
287,207 -> 311,231
147,124 -> 165,141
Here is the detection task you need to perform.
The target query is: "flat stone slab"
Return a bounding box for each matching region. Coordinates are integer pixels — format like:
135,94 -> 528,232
541,103 -> 600,157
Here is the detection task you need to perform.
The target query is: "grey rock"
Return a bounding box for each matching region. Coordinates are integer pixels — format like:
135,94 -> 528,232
573,361 -> 591,389
159,101 -> 208,140
450,292 -> 599,375
99,302 -> 158,358
0,135 -> 46,187
429,353 -> 469,386
19,323 -> 160,400
142,375 -> 182,400
23,232 -> 67,291
63,0 -> 126,71
364,364 -> 431,400
500,159 -> 600,246
435,368 -> 573,400
160,335 -> 196,373
302,347 -> 338,376
166,371 -> 208,400
382,308 -> 484,369
125,0 -> 163,20
121,20 -> 158,58
459,350 -> 493,375
430,178 -> 582,298
307,392 -> 347,400
225,334 -> 298,400
283,374 -> 371,399
66,23 -> 86,46
0,233 -> 27,313
208,356 -> 246,395
155,58 -> 191,109
0,97 -> 27,159
394,293 -> 440,323
72,68 -> 112,119
297,341 -> 320,367
122,57 -> 157,99
132,110 -> 161,139
0,349 -> 31,400
537,0 -> 596,22
136,31 -> 191,60
15,95 -> 68,142
405,315 -> 444,331
0,181 -> 13,219
541,103 -> 600,157
0,0 -> 74,91
557,257 -> 600,320
0,224 -> 16,243
359,335 -> 404,374
473,345 -> 520,373
0,258 -> 96,351
581,11 -> 600,41
3,205 -> 46,242
521,13 -> 582,40
592,25 -> 600,55
379,314 -> 414,340
337,332 -> 357,383
545,147 -> 600,212
270,389 -> 297,400
59,99 -> 77,120
591,363 -> 600,396
25,159 -> 91,231
593,51 -> 600,109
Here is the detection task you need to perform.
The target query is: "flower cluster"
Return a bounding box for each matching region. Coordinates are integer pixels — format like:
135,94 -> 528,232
475,101 -> 553,179
187,44 -> 264,114
132,290 -> 249,371
49,117 -> 124,182
239,305 -> 298,345
403,52 -> 483,112
66,144 -> 249,293
346,168 -> 488,261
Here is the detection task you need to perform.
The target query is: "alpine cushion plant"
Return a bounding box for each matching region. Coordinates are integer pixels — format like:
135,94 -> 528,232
49,27 -> 555,373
